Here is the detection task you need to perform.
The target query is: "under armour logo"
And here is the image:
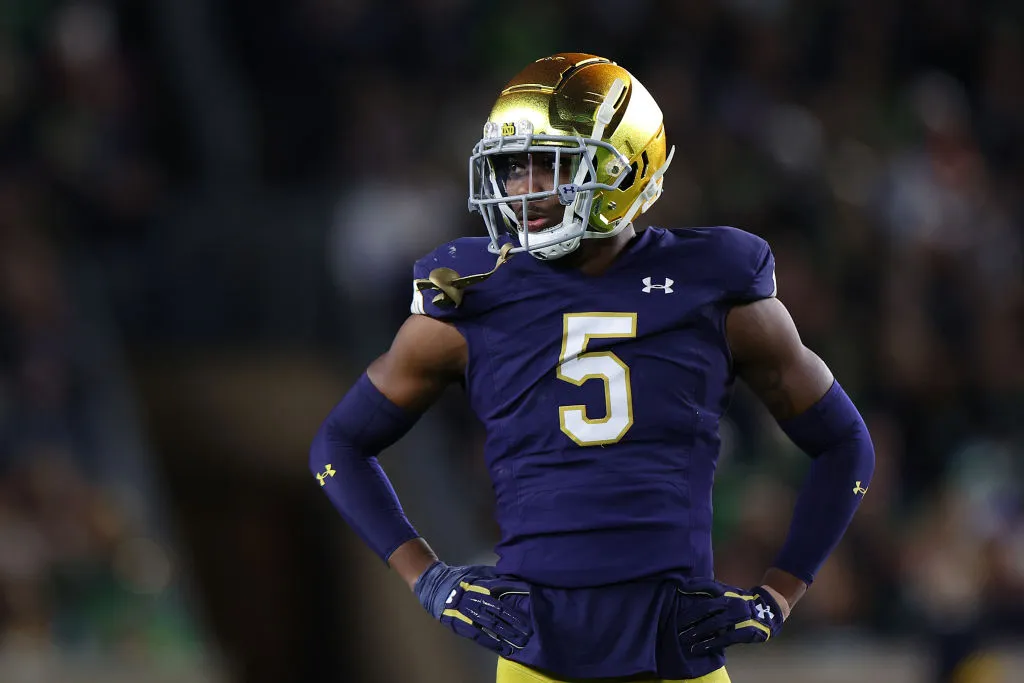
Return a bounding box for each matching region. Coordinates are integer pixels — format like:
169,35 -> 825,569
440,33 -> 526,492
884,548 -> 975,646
642,277 -> 674,293
756,603 -> 774,621
316,464 -> 336,487
446,589 -> 457,605
853,481 -> 868,496
557,183 -> 578,205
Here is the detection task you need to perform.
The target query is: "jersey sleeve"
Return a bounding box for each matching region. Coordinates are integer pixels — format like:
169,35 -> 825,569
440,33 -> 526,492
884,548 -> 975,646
408,237 -> 498,322
410,250 -> 461,322
744,237 -> 777,300
717,227 -> 777,303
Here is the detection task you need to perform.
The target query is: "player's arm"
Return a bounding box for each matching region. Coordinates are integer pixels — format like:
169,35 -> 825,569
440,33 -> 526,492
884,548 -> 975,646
727,296 -> 875,616
309,314 -> 532,655
367,313 -> 469,586
310,313 -> 465,581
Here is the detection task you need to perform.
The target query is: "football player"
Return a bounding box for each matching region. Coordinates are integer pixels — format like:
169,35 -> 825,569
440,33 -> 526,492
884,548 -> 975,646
311,53 -> 875,682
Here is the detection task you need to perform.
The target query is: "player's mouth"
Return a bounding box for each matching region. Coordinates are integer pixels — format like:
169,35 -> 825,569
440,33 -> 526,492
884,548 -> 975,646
526,216 -> 558,232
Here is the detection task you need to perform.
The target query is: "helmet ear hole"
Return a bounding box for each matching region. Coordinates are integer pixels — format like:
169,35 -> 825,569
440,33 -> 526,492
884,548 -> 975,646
640,150 -> 650,178
618,162 -> 639,191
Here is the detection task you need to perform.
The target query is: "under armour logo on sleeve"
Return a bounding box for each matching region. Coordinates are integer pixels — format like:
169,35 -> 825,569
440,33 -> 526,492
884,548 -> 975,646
642,277 -> 674,293
316,464 -> 336,486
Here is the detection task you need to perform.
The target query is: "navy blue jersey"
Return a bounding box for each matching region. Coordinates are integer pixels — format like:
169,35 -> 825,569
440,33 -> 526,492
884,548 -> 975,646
411,227 -> 776,589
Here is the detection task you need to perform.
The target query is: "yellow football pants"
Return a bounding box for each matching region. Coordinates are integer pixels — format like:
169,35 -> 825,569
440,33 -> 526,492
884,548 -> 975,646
496,658 -> 732,683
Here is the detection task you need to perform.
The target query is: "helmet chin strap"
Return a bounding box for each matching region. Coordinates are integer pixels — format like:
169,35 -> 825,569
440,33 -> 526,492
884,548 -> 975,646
529,235 -> 581,260
514,222 -> 583,260
582,218 -> 633,240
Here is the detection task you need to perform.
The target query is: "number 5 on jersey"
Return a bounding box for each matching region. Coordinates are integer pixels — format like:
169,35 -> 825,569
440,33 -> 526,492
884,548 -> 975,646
557,313 -> 637,446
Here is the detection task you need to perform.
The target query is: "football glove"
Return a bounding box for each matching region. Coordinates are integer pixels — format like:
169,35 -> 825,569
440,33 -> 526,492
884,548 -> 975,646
413,561 -> 532,656
676,579 -> 785,654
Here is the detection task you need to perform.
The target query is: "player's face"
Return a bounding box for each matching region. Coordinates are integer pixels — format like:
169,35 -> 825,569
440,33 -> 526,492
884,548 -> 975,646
493,152 -> 571,232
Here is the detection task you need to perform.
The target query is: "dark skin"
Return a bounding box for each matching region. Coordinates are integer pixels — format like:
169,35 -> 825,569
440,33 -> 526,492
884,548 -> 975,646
374,156 -> 834,619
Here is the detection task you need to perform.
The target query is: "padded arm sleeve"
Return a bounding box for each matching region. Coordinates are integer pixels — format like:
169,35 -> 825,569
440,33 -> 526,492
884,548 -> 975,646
771,381 -> 875,584
309,374 -> 421,562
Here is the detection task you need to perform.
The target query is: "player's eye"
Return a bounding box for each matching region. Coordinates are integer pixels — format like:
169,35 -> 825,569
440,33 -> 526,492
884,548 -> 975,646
492,155 -> 528,182
536,153 -> 559,172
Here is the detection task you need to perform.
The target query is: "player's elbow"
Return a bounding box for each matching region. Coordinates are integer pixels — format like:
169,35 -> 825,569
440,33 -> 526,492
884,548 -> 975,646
309,403 -> 349,476
836,415 -> 875,473
308,374 -> 421,479
853,417 -> 874,464
855,418 -> 875,476
780,380 -> 875,473
308,398 -> 371,475
814,408 -> 875,489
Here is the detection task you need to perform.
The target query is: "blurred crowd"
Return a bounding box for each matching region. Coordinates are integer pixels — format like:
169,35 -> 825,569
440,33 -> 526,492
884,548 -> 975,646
0,0 -> 206,677
1,0 -> 1023,681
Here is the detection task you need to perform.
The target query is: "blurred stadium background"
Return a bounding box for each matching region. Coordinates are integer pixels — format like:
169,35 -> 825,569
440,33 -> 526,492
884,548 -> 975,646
1,0 -> 1023,681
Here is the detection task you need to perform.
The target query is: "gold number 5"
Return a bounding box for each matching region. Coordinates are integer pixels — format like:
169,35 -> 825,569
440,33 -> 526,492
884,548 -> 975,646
556,313 -> 637,446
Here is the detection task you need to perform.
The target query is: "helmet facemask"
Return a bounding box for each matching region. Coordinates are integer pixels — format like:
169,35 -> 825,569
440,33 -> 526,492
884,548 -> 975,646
470,126 -> 633,260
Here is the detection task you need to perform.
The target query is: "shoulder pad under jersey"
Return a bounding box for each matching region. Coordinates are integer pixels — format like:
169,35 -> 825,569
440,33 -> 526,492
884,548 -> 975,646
409,237 -> 511,321
664,226 -> 777,302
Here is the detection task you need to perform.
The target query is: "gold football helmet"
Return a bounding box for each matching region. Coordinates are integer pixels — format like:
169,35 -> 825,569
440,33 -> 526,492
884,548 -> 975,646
470,53 -> 675,260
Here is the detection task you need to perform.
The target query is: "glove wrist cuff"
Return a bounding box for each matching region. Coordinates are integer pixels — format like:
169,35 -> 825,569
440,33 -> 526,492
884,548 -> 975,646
758,584 -> 790,621
413,561 -> 453,619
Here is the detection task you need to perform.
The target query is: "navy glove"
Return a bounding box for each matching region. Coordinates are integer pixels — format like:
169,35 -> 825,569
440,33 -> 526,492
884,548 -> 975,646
676,579 -> 785,654
414,561 -> 532,656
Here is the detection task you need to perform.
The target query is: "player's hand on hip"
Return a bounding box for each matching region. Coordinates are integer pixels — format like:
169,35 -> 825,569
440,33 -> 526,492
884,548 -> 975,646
676,579 -> 784,654
413,561 -> 532,656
